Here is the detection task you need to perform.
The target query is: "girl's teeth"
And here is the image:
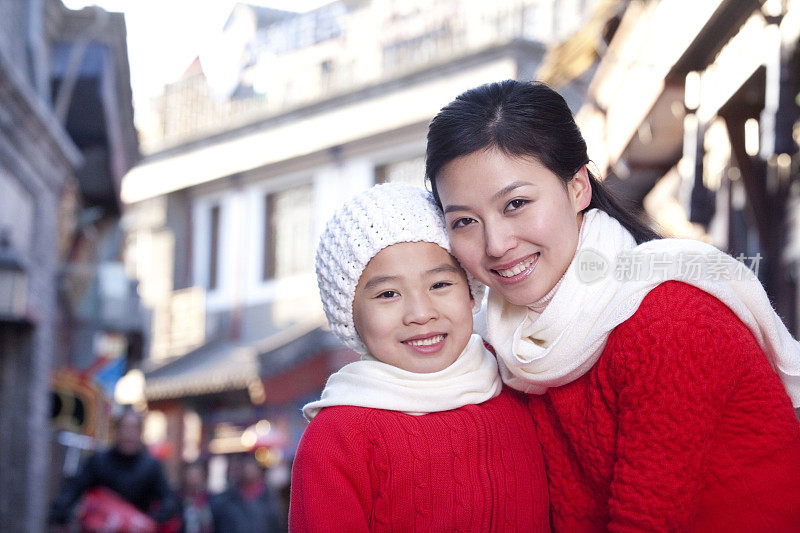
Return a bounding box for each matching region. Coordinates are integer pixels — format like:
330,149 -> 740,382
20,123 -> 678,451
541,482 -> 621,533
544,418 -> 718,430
406,334 -> 445,346
497,255 -> 537,277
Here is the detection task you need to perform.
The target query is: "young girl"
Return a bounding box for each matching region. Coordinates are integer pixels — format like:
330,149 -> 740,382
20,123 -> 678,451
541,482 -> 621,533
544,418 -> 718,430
289,182 -> 549,532
426,79 -> 800,531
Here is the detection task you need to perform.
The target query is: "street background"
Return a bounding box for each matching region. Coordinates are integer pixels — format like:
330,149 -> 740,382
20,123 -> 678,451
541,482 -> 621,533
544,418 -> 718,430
1,0 -> 799,531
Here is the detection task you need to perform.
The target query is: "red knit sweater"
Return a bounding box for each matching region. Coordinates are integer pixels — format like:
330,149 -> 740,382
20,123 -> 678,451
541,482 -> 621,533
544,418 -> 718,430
529,281 -> 800,532
290,387 -> 549,532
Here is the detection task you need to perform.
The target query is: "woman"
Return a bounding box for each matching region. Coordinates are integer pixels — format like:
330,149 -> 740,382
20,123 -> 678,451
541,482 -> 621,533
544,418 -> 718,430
426,79 -> 800,531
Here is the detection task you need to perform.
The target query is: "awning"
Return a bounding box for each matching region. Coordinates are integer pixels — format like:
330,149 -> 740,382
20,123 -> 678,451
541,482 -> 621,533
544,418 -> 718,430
143,320 -> 338,401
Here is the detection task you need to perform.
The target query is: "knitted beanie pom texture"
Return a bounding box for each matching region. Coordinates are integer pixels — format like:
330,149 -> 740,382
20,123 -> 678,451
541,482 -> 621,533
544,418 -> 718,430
315,182 -> 485,353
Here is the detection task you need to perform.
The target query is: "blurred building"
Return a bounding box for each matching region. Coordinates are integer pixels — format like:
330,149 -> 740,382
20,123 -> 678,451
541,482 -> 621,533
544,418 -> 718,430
0,1 -> 140,530
121,0 -> 609,485
541,0 -> 800,335
140,0 -> 599,152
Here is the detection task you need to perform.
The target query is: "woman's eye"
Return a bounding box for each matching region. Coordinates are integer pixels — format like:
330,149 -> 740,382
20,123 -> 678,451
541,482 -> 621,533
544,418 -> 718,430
505,198 -> 529,212
431,281 -> 453,290
451,217 -> 475,229
376,290 -> 398,299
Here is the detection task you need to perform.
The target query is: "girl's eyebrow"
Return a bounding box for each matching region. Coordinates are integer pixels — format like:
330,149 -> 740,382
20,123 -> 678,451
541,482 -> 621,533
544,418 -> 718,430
362,275 -> 398,291
443,203 -> 470,215
363,264 -> 459,289
427,264 -> 461,275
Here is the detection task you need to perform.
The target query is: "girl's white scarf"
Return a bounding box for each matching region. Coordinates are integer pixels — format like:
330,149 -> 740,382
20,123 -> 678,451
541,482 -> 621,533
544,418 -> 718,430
486,208 -> 800,407
302,334 -> 502,420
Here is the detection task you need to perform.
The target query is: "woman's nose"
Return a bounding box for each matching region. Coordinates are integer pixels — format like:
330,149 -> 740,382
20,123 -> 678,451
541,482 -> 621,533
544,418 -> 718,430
484,221 -> 517,258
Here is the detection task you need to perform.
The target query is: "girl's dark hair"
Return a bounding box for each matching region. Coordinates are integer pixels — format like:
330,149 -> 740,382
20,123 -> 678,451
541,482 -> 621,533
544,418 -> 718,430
426,80 -> 660,244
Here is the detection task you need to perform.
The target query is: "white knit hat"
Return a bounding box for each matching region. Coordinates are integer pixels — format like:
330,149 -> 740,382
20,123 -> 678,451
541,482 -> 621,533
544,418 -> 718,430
315,182 -> 485,353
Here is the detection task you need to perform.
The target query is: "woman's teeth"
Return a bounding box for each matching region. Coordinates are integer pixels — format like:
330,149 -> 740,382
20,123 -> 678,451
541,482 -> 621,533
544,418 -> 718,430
405,334 -> 445,346
497,254 -> 538,278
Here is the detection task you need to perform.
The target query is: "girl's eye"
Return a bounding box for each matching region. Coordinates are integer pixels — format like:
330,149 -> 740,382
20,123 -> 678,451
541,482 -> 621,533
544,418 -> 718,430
431,281 -> 452,290
376,290 -> 398,299
451,217 -> 475,229
505,198 -> 529,212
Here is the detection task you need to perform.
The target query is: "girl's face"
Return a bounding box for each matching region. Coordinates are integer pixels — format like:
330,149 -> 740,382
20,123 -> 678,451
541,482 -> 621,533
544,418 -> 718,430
437,149 -> 591,307
352,241 -> 474,373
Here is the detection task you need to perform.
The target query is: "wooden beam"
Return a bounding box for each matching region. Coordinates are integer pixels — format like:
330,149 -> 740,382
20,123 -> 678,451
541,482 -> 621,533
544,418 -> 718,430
724,115 -> 770,243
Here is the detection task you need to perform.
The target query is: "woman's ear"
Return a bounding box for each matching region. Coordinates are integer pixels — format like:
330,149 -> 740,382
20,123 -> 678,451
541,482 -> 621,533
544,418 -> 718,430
569,165 -> 592,212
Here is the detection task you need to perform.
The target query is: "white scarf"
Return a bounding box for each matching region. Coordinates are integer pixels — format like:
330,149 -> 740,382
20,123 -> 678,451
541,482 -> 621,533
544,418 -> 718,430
486,208 -> 800,407
302,334 -> 502,420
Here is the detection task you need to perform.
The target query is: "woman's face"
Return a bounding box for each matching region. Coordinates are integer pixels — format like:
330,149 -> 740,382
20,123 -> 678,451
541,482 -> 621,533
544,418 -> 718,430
437,148 -> 590,307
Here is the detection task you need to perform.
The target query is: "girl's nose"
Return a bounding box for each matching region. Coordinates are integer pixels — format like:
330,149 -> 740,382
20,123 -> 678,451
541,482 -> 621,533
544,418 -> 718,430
403,292 -> 438,325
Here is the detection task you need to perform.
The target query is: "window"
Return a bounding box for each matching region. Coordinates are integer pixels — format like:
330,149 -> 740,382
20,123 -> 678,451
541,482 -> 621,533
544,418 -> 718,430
262,194 -> 275,281
208,204 -> 220,291
263,184 -> 313,280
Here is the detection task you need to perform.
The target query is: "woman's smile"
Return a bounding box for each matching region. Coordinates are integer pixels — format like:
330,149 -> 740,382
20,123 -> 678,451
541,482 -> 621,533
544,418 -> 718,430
491,253 -> 540,282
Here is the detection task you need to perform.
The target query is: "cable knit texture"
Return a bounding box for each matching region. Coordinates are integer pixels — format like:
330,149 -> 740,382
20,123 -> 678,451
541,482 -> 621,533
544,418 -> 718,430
530,281 -> 800,532
290,387 -> 550,532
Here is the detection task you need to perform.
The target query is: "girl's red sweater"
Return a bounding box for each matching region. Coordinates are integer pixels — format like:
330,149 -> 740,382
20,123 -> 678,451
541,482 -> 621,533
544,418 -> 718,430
289,387 -> 550,532
530,281 -> 800,532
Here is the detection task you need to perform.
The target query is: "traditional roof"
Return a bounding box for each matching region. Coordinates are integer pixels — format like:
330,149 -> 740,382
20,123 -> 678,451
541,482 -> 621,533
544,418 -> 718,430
144,320 -> 338,401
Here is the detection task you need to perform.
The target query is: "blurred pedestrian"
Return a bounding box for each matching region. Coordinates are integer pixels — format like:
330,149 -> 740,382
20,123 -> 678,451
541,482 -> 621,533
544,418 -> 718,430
211,454 -> 284,532
49,407 -> 180,532
179,462 -> 213,533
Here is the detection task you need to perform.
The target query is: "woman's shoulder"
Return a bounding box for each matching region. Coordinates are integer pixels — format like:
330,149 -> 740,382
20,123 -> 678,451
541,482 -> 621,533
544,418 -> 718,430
606,280 -> 762,374
620,280 -> 753,337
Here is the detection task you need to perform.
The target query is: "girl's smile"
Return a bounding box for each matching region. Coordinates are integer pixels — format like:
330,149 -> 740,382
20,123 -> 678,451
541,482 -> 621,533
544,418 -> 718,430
402,332 -> 447,353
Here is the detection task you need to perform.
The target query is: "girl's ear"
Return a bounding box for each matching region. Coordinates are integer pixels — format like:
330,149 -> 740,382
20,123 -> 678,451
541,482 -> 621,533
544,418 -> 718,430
569,165 -> 592,212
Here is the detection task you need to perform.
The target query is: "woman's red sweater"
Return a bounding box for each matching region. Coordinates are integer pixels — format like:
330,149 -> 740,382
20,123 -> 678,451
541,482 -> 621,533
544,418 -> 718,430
530,281 -> 800,532
289,387 -> 550,532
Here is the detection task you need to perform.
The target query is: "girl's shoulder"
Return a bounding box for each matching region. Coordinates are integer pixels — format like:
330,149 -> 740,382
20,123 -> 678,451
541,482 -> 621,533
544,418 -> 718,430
303,405 -> 421,442
298,406 -> 377,456
306,405 -> 374,432
454,387 -> 537,427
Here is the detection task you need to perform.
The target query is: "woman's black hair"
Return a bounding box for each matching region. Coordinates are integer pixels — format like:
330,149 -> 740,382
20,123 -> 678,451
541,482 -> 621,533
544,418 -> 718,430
426,80 -> 660,244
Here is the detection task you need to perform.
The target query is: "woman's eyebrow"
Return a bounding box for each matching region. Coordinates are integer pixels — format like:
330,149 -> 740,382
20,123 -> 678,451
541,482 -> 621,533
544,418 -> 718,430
443,181 -> 534,214
492,181 -> 533,201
